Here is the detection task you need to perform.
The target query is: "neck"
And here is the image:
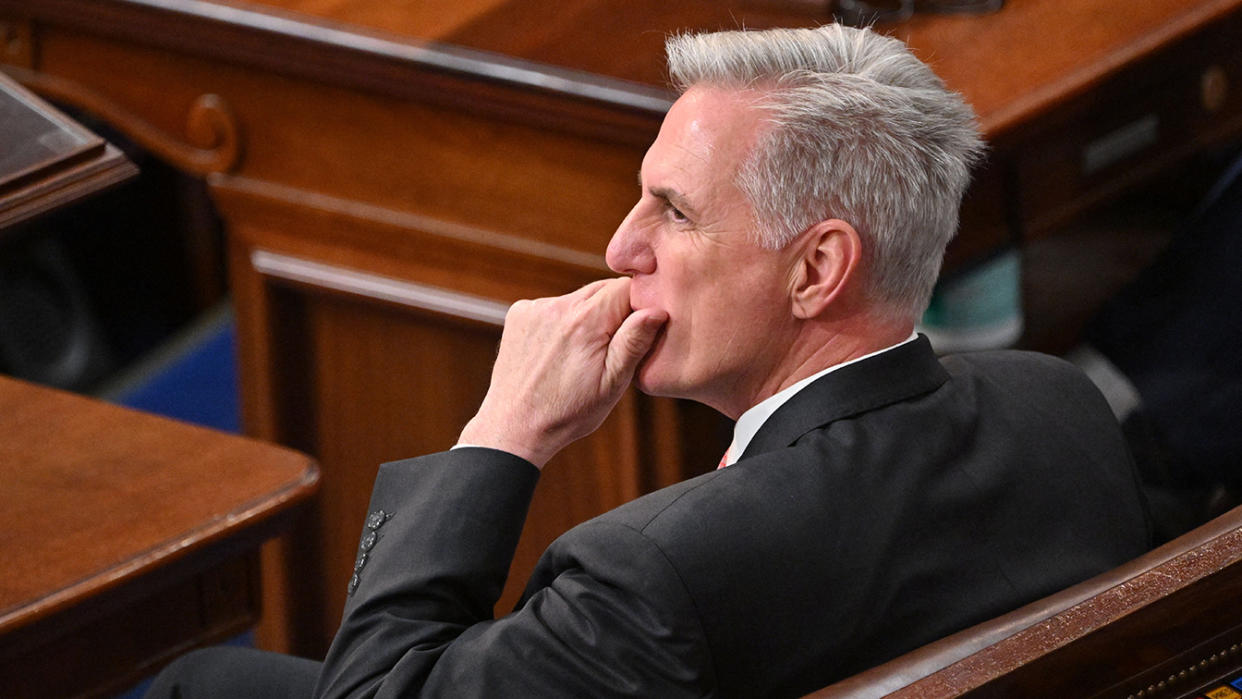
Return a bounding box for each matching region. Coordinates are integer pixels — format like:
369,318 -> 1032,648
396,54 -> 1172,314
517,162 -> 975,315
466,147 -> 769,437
717,312 -> 914,419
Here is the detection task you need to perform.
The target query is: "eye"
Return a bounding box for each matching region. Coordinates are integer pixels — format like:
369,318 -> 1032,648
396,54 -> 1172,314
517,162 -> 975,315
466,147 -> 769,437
666,203 -> 689,224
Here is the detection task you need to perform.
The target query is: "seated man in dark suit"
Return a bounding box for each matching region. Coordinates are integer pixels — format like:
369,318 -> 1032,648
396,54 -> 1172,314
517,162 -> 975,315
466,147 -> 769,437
147,23 -> 1150,699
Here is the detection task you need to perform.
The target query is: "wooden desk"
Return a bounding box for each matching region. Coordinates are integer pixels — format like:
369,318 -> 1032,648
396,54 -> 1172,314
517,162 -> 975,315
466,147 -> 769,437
0,0 -> 1238,657
0,376 -> 318,698
0,70 -> 135,232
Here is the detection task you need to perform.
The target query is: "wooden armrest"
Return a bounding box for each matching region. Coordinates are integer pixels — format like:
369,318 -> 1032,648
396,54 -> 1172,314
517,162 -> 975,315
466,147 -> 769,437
810,504 -> 1242,698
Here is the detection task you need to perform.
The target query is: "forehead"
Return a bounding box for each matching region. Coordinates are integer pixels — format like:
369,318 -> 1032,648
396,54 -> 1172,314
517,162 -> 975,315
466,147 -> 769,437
642,86 -> 768,187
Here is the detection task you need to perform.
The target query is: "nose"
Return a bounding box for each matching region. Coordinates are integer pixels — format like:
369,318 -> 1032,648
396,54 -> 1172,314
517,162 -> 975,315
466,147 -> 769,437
606,203 -> 656,275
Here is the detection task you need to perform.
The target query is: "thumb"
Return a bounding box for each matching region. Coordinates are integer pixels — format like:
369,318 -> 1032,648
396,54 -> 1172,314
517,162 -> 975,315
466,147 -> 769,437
605,308 -> 668,389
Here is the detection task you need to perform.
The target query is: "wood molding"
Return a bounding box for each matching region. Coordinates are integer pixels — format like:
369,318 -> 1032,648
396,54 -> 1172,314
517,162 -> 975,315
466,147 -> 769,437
250,249 -> 511,327
213,175 -> 608,274
898,522 -> 1242,697
0,69 -> 139,230
814,508 -> 1242,698
0,0 -> 670,146
3,65 -> 242,175
0,143 -> 137,230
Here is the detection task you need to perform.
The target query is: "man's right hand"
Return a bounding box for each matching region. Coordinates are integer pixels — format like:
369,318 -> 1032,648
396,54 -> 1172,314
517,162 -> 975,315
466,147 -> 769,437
458,277 -> 667,468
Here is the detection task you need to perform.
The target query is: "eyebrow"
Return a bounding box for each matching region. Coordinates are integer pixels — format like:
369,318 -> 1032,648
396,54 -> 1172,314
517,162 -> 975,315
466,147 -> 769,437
638,172 -> 699,219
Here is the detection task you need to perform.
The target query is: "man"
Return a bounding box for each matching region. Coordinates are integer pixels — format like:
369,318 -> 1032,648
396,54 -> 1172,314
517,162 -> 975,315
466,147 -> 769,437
148,23 -> 1150,698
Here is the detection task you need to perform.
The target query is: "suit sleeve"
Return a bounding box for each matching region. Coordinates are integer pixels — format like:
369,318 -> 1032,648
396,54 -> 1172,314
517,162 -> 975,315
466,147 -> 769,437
313,448 -> 715,698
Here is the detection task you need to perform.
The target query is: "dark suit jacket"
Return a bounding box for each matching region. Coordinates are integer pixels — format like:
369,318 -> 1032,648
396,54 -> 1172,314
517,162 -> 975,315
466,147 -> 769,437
314,337 -> 1150,698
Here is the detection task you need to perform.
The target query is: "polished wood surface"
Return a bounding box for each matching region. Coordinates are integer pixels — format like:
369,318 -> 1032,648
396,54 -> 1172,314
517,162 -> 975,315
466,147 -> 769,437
0,375 -> 318,697
1,0 -> 1238,659
0,70 -> 135,231
811,505 -> 1242,698
47,0 -> 1232,139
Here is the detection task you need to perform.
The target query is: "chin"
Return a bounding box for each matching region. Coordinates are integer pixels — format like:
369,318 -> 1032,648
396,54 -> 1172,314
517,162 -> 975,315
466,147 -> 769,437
633,356 -> 698,402
632,331 -> 701,400
633,362 -> 667,397
633,351 -> 678,398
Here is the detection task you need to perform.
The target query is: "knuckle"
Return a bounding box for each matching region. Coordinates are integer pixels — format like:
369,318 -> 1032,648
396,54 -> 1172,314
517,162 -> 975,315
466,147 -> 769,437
505,299 -> 532,321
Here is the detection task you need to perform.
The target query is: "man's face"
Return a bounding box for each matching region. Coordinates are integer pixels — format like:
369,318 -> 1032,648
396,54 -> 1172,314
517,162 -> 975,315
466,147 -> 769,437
606,86 -> 802,417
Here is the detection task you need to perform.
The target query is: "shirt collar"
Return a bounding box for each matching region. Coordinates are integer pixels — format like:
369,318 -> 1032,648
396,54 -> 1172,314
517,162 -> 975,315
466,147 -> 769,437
722,331 -> 918,467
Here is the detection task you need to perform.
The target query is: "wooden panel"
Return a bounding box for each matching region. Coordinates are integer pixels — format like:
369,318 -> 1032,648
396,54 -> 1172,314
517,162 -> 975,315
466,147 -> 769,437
0,554 -> 260,699
0,0 -> 673,145
891,0 -> 1242,137
10,28 -> 653,254
213,177 -> 724,654
235,248 -> 696,654
960,566 -> 1242,697
213,172 -> 726,652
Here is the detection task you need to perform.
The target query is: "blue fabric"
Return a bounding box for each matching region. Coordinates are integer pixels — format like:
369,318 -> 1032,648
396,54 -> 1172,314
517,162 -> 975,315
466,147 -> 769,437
113,319 -> 240,434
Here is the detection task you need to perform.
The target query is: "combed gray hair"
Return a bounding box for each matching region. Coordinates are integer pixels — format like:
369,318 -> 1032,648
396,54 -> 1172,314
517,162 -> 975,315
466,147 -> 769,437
666,24 -> 985,317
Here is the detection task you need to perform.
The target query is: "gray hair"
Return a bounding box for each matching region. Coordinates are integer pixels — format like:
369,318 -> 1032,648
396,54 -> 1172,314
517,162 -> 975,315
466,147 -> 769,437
666,24 -> 985,317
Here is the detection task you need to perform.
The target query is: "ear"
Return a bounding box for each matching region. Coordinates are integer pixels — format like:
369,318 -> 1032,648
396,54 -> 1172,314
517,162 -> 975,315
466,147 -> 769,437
790,218 -> 862,320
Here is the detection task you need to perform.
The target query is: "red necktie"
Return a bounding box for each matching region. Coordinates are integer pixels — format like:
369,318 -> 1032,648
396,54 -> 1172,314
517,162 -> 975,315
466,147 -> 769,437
717,447 -> 731,470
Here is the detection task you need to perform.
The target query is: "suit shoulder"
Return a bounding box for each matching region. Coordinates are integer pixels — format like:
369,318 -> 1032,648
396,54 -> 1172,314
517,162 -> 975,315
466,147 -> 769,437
942,348 -> 1082,376
941,348 -> 1102,398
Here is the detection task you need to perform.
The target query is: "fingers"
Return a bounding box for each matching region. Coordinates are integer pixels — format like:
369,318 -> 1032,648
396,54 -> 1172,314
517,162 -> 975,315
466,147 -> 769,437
574,278 -> 617,298
563,278 -> 621,309
605,307 -> 668,389
554,278 -> 653,385
576,277 -> 633,324
463,277 -> 651,468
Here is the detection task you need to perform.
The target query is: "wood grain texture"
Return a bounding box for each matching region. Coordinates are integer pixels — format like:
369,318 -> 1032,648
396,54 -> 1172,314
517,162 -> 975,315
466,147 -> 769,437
0,375 -> 317,635
178,0 -> 1240,138
5,0 -> 1237,139
0,375 -> 318,696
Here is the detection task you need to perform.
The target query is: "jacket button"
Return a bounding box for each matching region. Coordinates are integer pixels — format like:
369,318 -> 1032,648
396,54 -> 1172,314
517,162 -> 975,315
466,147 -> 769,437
366,510 -> 388,530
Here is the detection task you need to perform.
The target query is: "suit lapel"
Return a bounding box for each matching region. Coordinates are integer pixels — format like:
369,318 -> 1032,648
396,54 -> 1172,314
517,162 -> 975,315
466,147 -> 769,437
740,335 -> 949,460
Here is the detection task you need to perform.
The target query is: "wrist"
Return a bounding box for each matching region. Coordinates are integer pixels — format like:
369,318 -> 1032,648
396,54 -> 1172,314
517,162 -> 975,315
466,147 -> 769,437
459,416 -> 553,469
